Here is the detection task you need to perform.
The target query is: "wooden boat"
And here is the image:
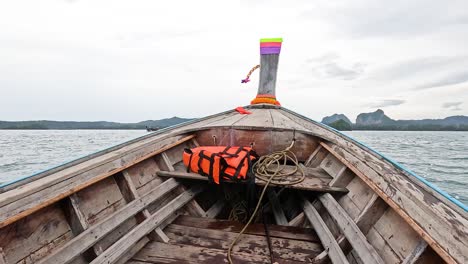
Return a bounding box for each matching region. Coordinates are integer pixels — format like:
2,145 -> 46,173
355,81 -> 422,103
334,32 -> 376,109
0,38 -> 467,264
146,126 -> 160,132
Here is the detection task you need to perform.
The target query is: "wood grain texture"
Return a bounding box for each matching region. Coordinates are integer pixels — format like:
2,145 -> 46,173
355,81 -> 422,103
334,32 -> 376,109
37,179 -> 179,264
133,241 -> 285,264
0,204 -> 74,263
402,240 -> 428,264
159,152 -> 206,217
258,54 -> 279,96
172,215 -> 319,242
164,224 -> 322,262
319,193 -> 384,264
157,170 -> 348,193
203,199 -> 225,218
89,185 -> 204,264
301,197 -> 349,264
267,189 -> 288,225
320,141 -> 467,264
115,170 -> 167,242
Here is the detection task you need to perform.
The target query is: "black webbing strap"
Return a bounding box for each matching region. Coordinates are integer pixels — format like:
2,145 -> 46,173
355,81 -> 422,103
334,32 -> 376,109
184,148 -> 193,173
209,152 -> 216,179
219,146 -> 242,158
197,150 -> 206,176
197,150 -> 221,184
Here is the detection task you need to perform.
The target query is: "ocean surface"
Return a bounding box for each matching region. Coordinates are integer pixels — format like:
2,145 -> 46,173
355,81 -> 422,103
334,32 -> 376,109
0,130 -> 466,205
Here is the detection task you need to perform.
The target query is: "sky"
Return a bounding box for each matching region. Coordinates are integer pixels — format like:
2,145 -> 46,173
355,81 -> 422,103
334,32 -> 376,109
1,0 -> 468,122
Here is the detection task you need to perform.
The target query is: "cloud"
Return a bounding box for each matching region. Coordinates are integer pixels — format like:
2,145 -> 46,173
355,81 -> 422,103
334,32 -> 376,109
303,0 -> 468,38
364,99 -> 406,108
306,53 -> 365,80
372,56 -> 468,81
442,102 -> 463,111
414,72 -> 468,90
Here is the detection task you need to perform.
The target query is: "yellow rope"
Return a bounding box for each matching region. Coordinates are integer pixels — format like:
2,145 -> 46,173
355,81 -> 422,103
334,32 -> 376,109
227,140 -> 305,263
241,64 -> 260,83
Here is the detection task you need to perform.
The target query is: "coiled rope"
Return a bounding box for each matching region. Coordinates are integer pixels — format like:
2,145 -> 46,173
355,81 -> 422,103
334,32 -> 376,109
227,140 -> 305,263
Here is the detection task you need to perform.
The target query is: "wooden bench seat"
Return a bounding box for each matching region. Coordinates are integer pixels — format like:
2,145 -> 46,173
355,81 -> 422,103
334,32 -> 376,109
157,170 -> 348,193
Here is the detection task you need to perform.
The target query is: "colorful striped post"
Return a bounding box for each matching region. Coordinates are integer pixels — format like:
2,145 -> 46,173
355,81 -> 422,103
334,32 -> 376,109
251,38 -> 282,106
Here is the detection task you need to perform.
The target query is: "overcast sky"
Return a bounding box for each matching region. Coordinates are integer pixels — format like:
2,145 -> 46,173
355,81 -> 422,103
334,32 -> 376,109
1,0 -> 467,122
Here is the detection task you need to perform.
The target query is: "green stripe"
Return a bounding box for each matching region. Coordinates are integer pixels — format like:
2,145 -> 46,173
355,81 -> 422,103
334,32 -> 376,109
260,38 -> 283,43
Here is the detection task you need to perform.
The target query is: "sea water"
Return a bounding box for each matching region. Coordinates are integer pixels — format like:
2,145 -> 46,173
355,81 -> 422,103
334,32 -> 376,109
0,130 -> 466,205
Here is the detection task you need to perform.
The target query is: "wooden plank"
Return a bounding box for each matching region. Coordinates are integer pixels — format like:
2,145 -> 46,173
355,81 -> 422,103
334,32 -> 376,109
267,189 -> 288,225
0,248 -> 7,264
308,146 -> 329,168
37,179 -> 180,264
203,199 -> 225,218
283,164 -> 332,179
191,138 -> 200,147
157,171 -> 348,193
62,193 -> 103,260
270,109 -> 310,130
288,212 -> 305,227
366,227 -> 401,263
0,135 -> 195,228
313,194 -> 388,263
160,152 -> 206,217
164,224 -> 323,262
319,193 -> 384,264
301,197 -> 349,264
89,185 -> 205,264
329,166 -> 352,187
123,158 -> 162,191
66,194 -> 89,234
319,142 -> 466,264
161,152 -> 175,171
172,215 -> 319,242
116,170 -> 168,242
201,111 -> 250,127
373,207 -> 421,260
354,194 -> 388,234
402,240 -> 428,264
305,145 -> 323,166
320,154 -> 346,178
0,204 -> 75,263
233,108 -> 274,127
114,236 -> 149,264
133,241 -> 272,264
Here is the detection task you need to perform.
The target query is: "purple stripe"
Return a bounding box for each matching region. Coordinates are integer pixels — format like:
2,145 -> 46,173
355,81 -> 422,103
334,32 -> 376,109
260,47 -> 281,54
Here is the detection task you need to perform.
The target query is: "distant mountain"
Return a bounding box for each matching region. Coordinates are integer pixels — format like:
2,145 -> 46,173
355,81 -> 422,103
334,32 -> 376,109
322,114 -> 352,125
328,120 -> 352,131
136,117 -> 192,128
322,109 -> 468,131
356,109 -> 396,126
0,117 -> 194,130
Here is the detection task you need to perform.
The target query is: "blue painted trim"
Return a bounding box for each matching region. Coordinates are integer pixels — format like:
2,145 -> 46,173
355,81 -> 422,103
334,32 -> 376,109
281,107 -> 468,212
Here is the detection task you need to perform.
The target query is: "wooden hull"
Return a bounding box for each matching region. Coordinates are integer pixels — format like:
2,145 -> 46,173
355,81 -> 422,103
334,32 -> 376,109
0,104 -> 466,264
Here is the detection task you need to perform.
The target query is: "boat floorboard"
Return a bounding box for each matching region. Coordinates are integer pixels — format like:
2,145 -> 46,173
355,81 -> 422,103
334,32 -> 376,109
128,215 -> 323,264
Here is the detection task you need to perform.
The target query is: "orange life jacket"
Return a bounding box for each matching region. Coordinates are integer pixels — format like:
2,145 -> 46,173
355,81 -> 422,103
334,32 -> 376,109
182,146 -> 258,184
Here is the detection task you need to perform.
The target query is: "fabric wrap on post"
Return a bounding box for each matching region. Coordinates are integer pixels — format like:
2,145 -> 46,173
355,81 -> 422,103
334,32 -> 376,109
252,37 -> 282,105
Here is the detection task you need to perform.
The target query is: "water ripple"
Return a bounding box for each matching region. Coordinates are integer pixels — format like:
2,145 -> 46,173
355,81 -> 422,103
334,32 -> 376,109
346,131 -> 468,205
